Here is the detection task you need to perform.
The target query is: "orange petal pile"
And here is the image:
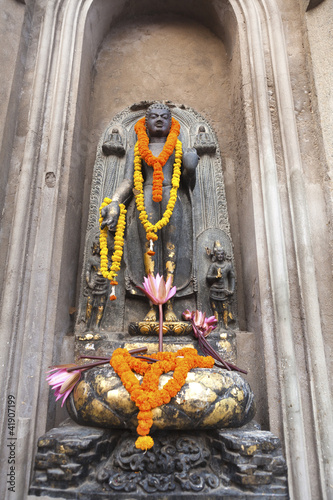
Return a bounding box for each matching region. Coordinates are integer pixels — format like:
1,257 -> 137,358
110,347 -> 214,450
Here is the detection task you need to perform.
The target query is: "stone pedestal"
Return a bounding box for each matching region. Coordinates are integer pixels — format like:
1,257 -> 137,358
30,420 -> 288,498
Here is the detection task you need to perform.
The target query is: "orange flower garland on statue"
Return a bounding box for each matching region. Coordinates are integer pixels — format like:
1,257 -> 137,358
134,139 -> 182,246
99,197 -> 127,300
134,116 -> 180,202
110,347 -> 215,450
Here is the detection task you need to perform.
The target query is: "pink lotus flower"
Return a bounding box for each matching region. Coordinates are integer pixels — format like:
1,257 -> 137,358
182,309 -> 247,374
183,309 -> 217,337
46,349 -> 150,407
138,273 -> 177,352
138,273 -> 176,305
46,367 -> 81,407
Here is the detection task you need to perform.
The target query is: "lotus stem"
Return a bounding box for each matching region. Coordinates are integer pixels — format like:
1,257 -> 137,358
79,355 -> 110,360
191,322 -> 247,374
66,359 -> 110,372
159,303 -> 163,352
129,347 -> 148,355
78,347 -> 147,360
132,355 -> 159,363
68,347 -> 149,373
198,335 -> 231,371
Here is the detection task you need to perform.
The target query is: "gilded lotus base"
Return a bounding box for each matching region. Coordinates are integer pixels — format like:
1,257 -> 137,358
67,365 -> 255,430
128,321 -> 192,336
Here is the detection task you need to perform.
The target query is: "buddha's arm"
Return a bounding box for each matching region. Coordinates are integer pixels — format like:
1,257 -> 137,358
182,147 -> 199,190
101,149 -> 135,230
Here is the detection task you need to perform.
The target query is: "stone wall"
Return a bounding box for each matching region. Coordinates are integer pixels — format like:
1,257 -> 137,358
0,0 -> 332,498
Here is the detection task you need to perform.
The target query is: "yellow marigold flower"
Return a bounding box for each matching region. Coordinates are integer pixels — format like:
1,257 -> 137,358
135,436 -> 154,450
134,134 -> 182,243
99,198 -> 127,297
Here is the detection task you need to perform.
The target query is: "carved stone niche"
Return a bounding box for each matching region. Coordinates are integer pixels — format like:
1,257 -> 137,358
75,101 -> 237,342
30,102 -> 288,498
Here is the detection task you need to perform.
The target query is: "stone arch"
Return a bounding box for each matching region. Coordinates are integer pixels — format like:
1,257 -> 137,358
0,0 -> 331,498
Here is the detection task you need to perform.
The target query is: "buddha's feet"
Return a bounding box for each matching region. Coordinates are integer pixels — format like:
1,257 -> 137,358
144,307 -> 157,322
164,309 -> 178,322
164,301 -> 178,322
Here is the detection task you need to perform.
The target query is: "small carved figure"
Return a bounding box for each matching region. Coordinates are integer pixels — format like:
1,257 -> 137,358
85,237 -> 109,330
206,241 -> 235,329
102,128 -> 125,157
194,125 -> 216,155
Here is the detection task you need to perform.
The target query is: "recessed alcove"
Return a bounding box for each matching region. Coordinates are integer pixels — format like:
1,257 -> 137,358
86,14 -> 246,316
81,10 -> 252,324
58,0 -> 261,351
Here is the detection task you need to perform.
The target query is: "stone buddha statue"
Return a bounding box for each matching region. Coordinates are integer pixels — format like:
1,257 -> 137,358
100,103 -> 199,322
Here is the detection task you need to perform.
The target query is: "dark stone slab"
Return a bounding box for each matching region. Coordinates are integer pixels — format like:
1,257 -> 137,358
30,420 -> 288,499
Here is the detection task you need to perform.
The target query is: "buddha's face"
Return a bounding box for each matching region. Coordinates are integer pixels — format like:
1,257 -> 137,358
146,108 -> 171,137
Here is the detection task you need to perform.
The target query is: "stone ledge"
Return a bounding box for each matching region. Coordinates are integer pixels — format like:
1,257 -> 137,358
30,420 -> 288,498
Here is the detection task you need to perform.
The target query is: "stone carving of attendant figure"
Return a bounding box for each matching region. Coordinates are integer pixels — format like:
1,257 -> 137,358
102,127 -> 125,157
206,241 -> 235,329
193,125 -> 216,155
101,103 -> 199,321
85,237 -> 109,330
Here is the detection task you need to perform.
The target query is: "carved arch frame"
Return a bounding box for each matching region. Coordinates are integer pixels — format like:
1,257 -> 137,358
0,0 -> 331,498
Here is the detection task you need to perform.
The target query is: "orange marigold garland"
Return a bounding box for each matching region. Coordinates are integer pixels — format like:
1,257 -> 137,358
134,139 -> 182,251
134,116 -> 181,203
99,198 -> 127,300
110,347 -> 214,450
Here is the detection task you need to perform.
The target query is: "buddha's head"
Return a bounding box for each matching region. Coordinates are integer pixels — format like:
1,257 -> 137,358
145,103 -> 172,138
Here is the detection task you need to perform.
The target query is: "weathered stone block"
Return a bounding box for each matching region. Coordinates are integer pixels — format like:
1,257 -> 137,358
30,422 -> 288,498
233,470 -> 272,486
47,468 -> 67,481
60,463 -> 82,474
235,463 -> 258,475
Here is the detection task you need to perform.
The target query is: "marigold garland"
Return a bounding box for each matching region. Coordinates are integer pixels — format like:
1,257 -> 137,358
99,198 -> 127,300
110,347 -> 214,450
134,117 -> 180,203
99,116 -> 181,291
134,139 -> 182,245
